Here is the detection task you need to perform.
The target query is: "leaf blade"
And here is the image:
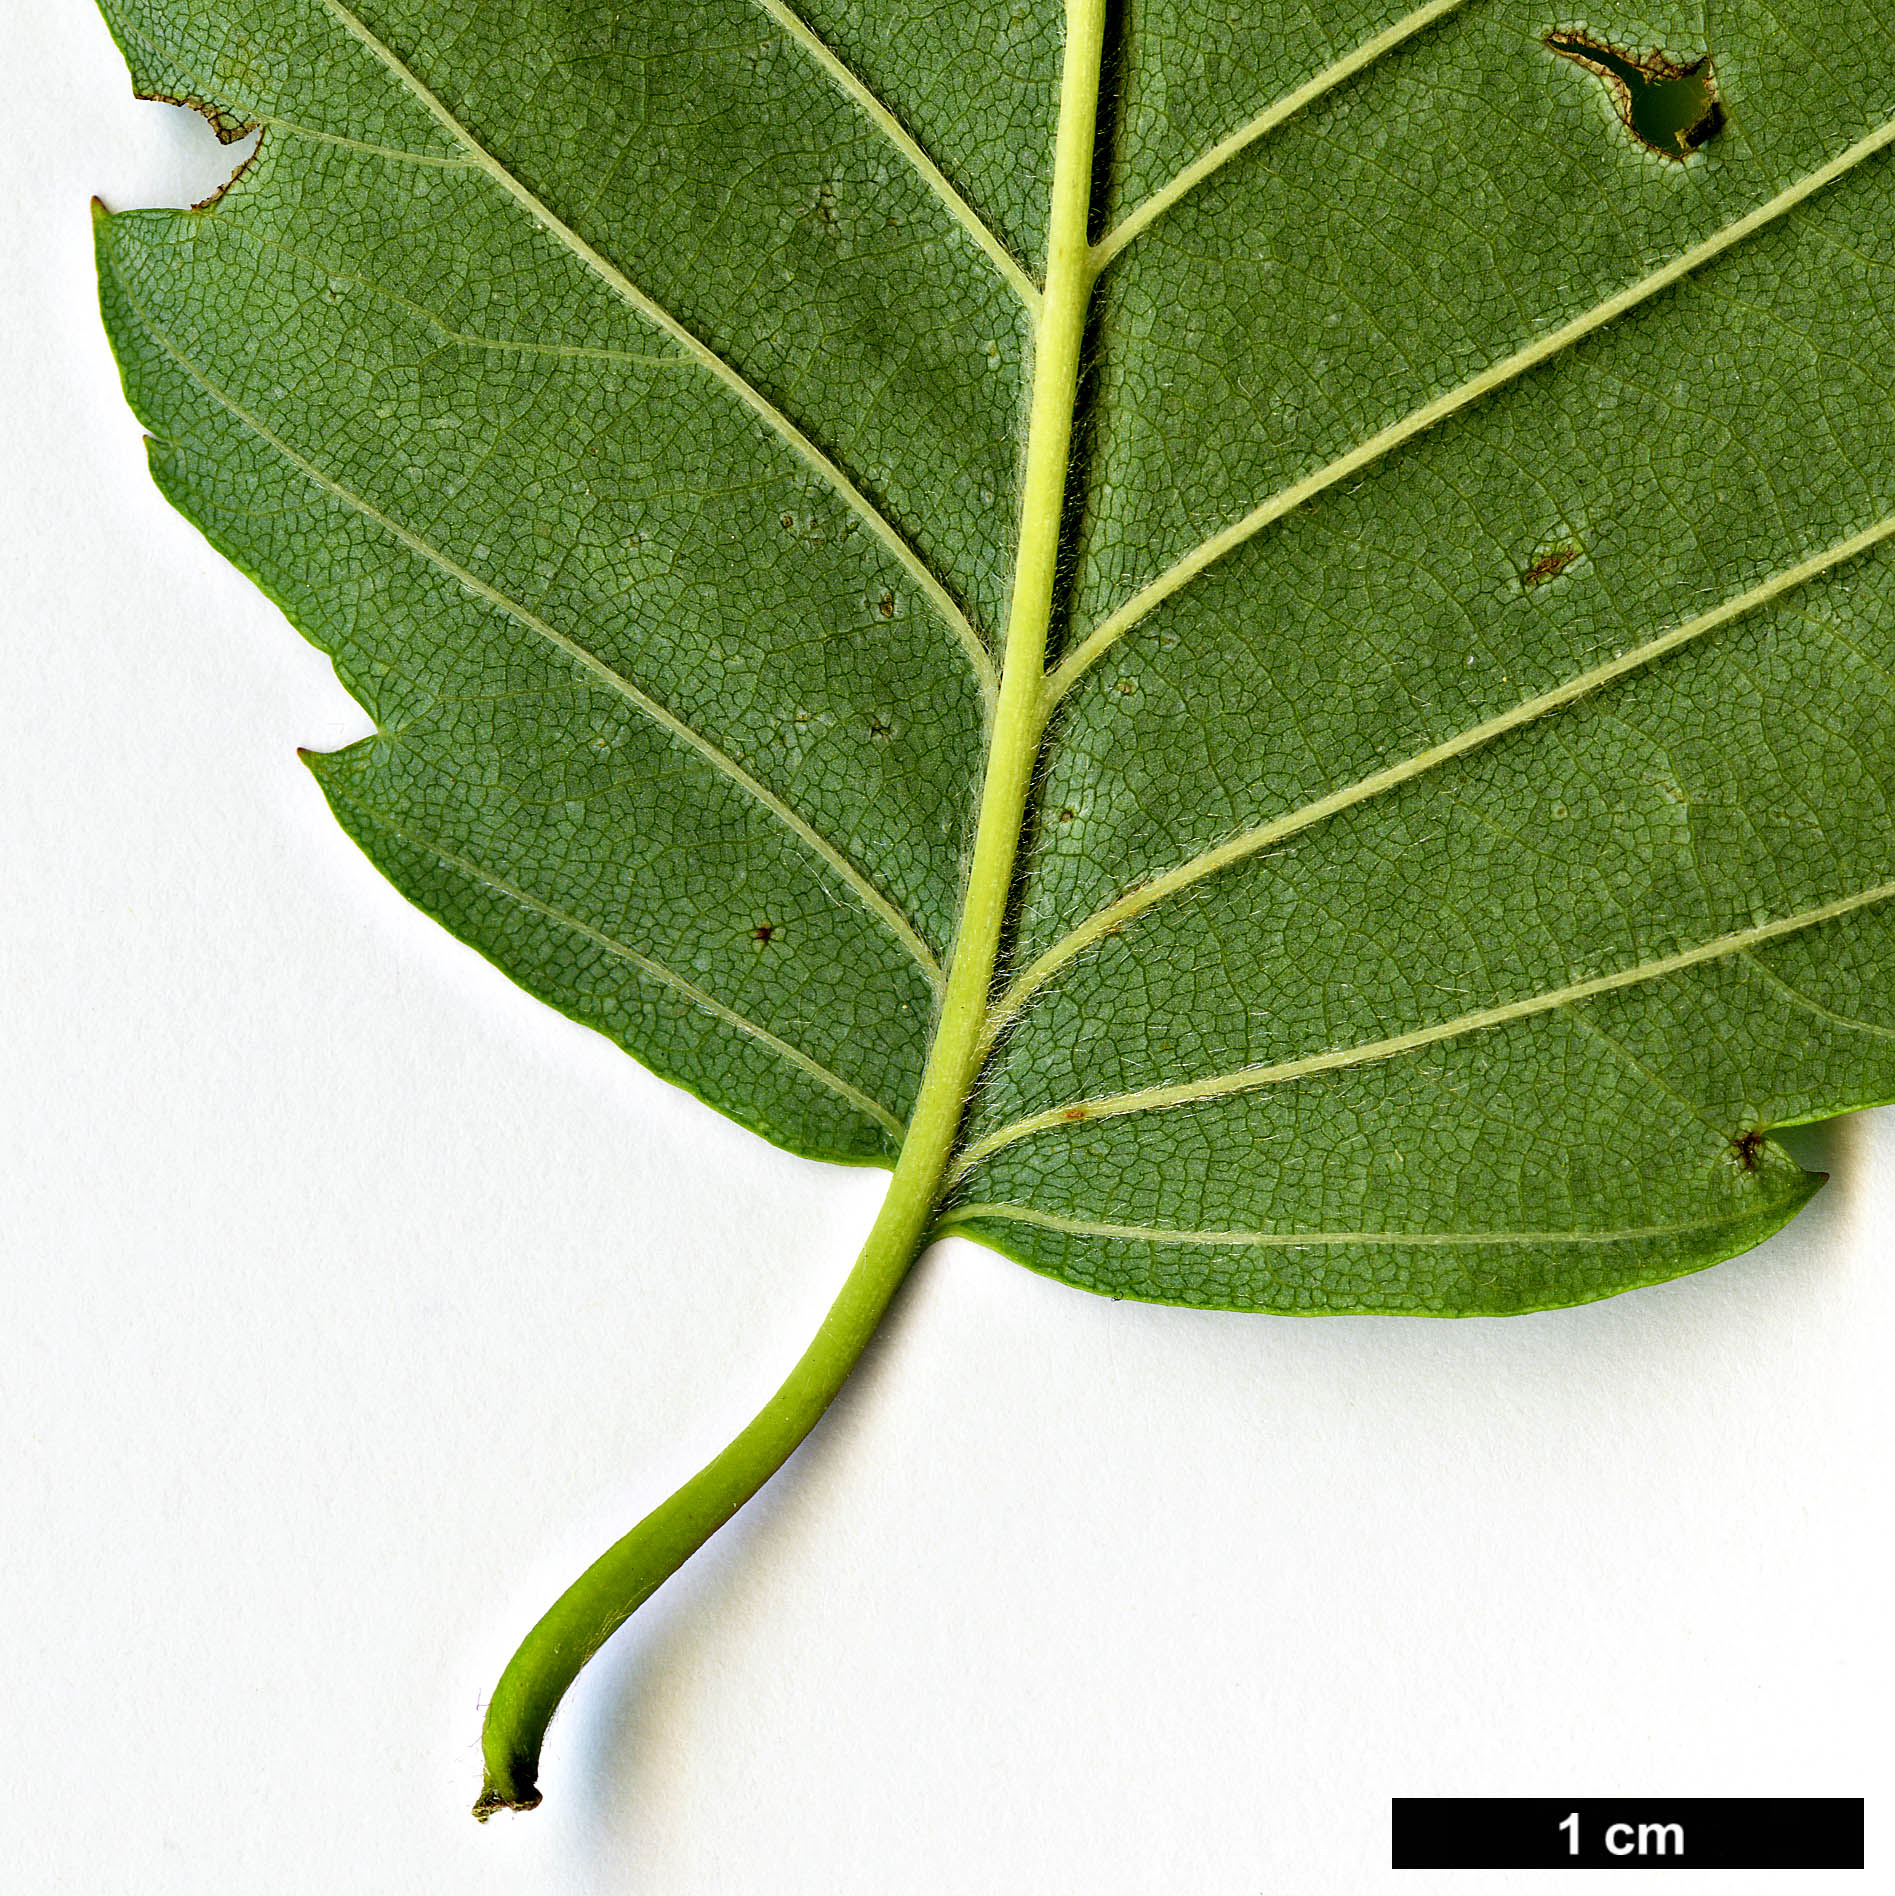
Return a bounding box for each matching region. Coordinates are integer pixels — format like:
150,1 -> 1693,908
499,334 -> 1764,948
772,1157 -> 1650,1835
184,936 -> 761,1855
97,0 -> 1895,1315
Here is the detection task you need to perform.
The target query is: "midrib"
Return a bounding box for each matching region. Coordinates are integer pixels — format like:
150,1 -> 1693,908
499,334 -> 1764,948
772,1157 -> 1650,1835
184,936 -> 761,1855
871,0 -> 1110,1237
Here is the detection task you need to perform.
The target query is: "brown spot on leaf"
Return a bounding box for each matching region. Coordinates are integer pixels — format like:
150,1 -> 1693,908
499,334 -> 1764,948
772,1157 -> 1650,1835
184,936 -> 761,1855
751,924 -> 775,944
1732,1127 -> 1766,1172
1521,542 -> 1584,589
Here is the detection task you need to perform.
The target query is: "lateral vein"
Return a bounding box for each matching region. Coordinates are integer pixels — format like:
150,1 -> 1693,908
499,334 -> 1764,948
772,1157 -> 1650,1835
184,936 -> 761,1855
327,785 -> 908,1137
747,0 -> 1041,314
996,509 -> 1895,1028
216,220 -> 700,366
937,1203 -> 1777,1248
955,876 -> 1895,1171
260,117 -> 474,167
116,273 -> 946,989
1049,108 -> 1895,701
1738,950 -> 1895,1043
317,0 -> 999,704
1093,0 -> 1476,269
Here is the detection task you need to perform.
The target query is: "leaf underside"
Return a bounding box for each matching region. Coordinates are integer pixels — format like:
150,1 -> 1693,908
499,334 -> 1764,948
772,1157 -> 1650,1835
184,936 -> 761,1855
98,0 -> 1895,1313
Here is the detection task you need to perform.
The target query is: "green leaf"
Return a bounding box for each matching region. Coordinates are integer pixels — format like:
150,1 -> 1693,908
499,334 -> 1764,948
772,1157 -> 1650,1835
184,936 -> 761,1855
94,0 -> 1895,1813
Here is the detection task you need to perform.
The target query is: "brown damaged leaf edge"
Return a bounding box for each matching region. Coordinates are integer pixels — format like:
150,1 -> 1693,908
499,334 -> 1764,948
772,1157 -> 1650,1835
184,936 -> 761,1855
135,85 -> 262,207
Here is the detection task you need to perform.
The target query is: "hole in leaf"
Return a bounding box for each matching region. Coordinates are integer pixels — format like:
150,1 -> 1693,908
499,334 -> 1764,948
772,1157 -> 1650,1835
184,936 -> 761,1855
1545,32 -> 1725,160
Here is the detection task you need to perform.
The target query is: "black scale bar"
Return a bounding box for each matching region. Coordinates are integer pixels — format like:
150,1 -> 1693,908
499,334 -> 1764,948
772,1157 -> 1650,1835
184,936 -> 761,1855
1391,1798 -> 1864,1869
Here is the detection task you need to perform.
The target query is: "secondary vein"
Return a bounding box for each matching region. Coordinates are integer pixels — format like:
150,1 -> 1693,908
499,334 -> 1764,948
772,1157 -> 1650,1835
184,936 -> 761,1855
116,273 -> 946,989
260,117 -> 474,167
1093,0 -> 1477,270
317,0 -> 999,704
936,1202 -> 1778,1248
992,507 -> 1895,1032
1048,107 -> 1895,702
1738,950 -> 1895,1043
747,0 -> 1041,314
954,875 -> 1895,1173
327,785 -> 907,1137
215,219 -> 698,367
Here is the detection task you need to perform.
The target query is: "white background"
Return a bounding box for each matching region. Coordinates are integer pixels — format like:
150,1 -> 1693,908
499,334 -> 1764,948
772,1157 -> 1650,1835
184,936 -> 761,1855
5,10 -> 1888,1892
